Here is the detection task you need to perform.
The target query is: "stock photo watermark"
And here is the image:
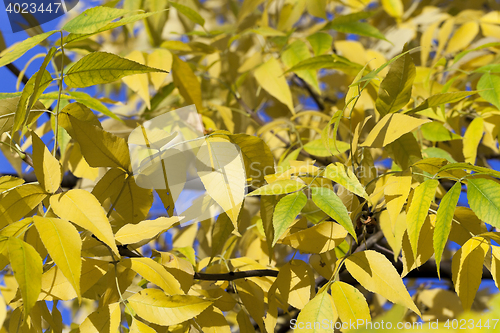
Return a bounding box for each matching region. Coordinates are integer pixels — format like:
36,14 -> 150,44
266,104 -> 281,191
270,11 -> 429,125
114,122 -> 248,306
3,0 -> 78,32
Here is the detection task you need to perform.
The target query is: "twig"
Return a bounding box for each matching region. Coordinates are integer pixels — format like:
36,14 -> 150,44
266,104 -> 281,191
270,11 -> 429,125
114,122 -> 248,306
6,63 -> 29,86
293,75 -> 324,110
193,269 -> 279,281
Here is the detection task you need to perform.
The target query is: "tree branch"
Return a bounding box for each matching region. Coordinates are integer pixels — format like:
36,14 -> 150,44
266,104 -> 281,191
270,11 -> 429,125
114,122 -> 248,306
6,63 -> 29,86
193,269 -> 279,281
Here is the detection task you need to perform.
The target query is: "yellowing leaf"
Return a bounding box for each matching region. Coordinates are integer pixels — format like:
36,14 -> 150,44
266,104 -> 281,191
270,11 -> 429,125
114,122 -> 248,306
67,115 -> 130,169
478,73 -> 500,110
295,290 -> 337,333
283,222 -> 347,253
375,46 -> 415,116
233,279 -> 265,331
65,52 -> 167,88
467,178 -> 500,228
248,179 -> 305,196
254,57 -> 294,114
79,303 -> 121,333
148,49 -> 172,91
196,306 -> 231,333
406,91 -> 478,115
361,113 -> 430,148
123,51 -> 151,109
238,0 -> 266,22
169,1 -> 204,26
384,171 -> 412,226
324,162 -> 368,199
130,318 -> 157,333
330,281 -> 371,325
282,40 -> 319,93
63,6 -> 131,34
276,260 -> 314,309
115,216 -> 182,245
33,216 -> 82,300
303,139 -> 350,157
50,189 -> 119,257
0,184 -> 47,226
172,55 -> 203,111
273,191 -> 307,246
345,250 -> 421,316
434,182 -> 461,278
307,32 -> 333,56
8,237 -> 42,318
31,132 -> 62,193
128,289 -> 213,326
311,187 -> 356,241
446,22 -> 480,54
381,0 -> 403,19
463,117 -> 484,164
0,31 -> 56,68
196,137 -> 245,227
120,258 -> 183,295
406,179 -> 439,259
452,237 -> 489,311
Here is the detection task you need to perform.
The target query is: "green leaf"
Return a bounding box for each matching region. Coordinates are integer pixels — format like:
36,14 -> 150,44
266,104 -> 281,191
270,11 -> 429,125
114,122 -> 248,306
478,73 -> 500,110
420,122 -> 462,142
406,91 -> 479,114
63,6 -> 131,34
0,184 -> 47,226
283,55 -> 360,75
64,52 -> 168,88
8,237 -> 42,319
12,70 -> 52,133
272,191 -> 307,246
307,32 -> 333,56
406,179 -> 439,259
325,11 -> 388,42
295,290 -> 337,333
0,31 -> 56,68
467,178 -> 500,228
375,45 -> 416,116
311,186 -> 356,241
434,182 -> 461,278
169,1 -> 204,26
438,163 -> 500,179
303,139 -> 350,157
33,216 -> 82,300
282,40 -> 319,93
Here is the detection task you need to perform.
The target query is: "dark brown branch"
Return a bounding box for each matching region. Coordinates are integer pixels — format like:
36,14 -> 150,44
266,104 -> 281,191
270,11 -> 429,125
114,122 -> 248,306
193,269 -> 279,281
6,63 -> 29,86
293,74 -> 325,110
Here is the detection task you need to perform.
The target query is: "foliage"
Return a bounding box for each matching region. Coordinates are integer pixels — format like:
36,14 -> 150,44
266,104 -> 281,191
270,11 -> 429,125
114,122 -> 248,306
0,0 -> 500,332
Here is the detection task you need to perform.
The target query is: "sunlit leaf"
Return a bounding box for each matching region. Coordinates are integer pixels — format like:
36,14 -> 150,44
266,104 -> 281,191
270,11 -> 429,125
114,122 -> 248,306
273,191 -> 307,246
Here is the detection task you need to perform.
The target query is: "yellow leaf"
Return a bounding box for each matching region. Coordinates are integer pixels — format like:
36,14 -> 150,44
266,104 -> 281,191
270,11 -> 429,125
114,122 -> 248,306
276,260 -> 315,309
40,258 -> 108,301
248,179 -> 305,196
196,306 -> 231,333
330,281 -> 371,325
33,216 -> 82,300
381,0 -> 403,19
324,162 -> 369,199
345,250 -> 421,316
309,250 -> 337,280
452,236 -> 489,311
212,104 -> 234,133
79,303 -> 121,333
0,176 -> 24,193
384,171 -> 412,226
463,117 -> 484,164
115,216 -> 182,245
491,246 -> 500,289
0,184 -> 47,226
254,57 -> 294,114
233,279 -> 265,331
238,0 -> 265,22
120,257 -> 183,295
127,289 -> 213,326
446,22 -> 480,54
361,113 -> 431,148
237,310 -> 255,333
148,49 -> 172,91
123,51 -> 151,109
196,137 -> 246,227
8,237 -> 42,318
401,215 -> 435,276
50,189 -> 119,257
0,294 -> 5,328
436,18 -> 455,59
31,132 -> 62,193
172,55 -> 203,111
294,290 -> 337,332
66,115 -> 130,169
67,143 -> 99,181
130,318 -> 157,333
283,222 -> 347,253
406,179 -> 439,259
